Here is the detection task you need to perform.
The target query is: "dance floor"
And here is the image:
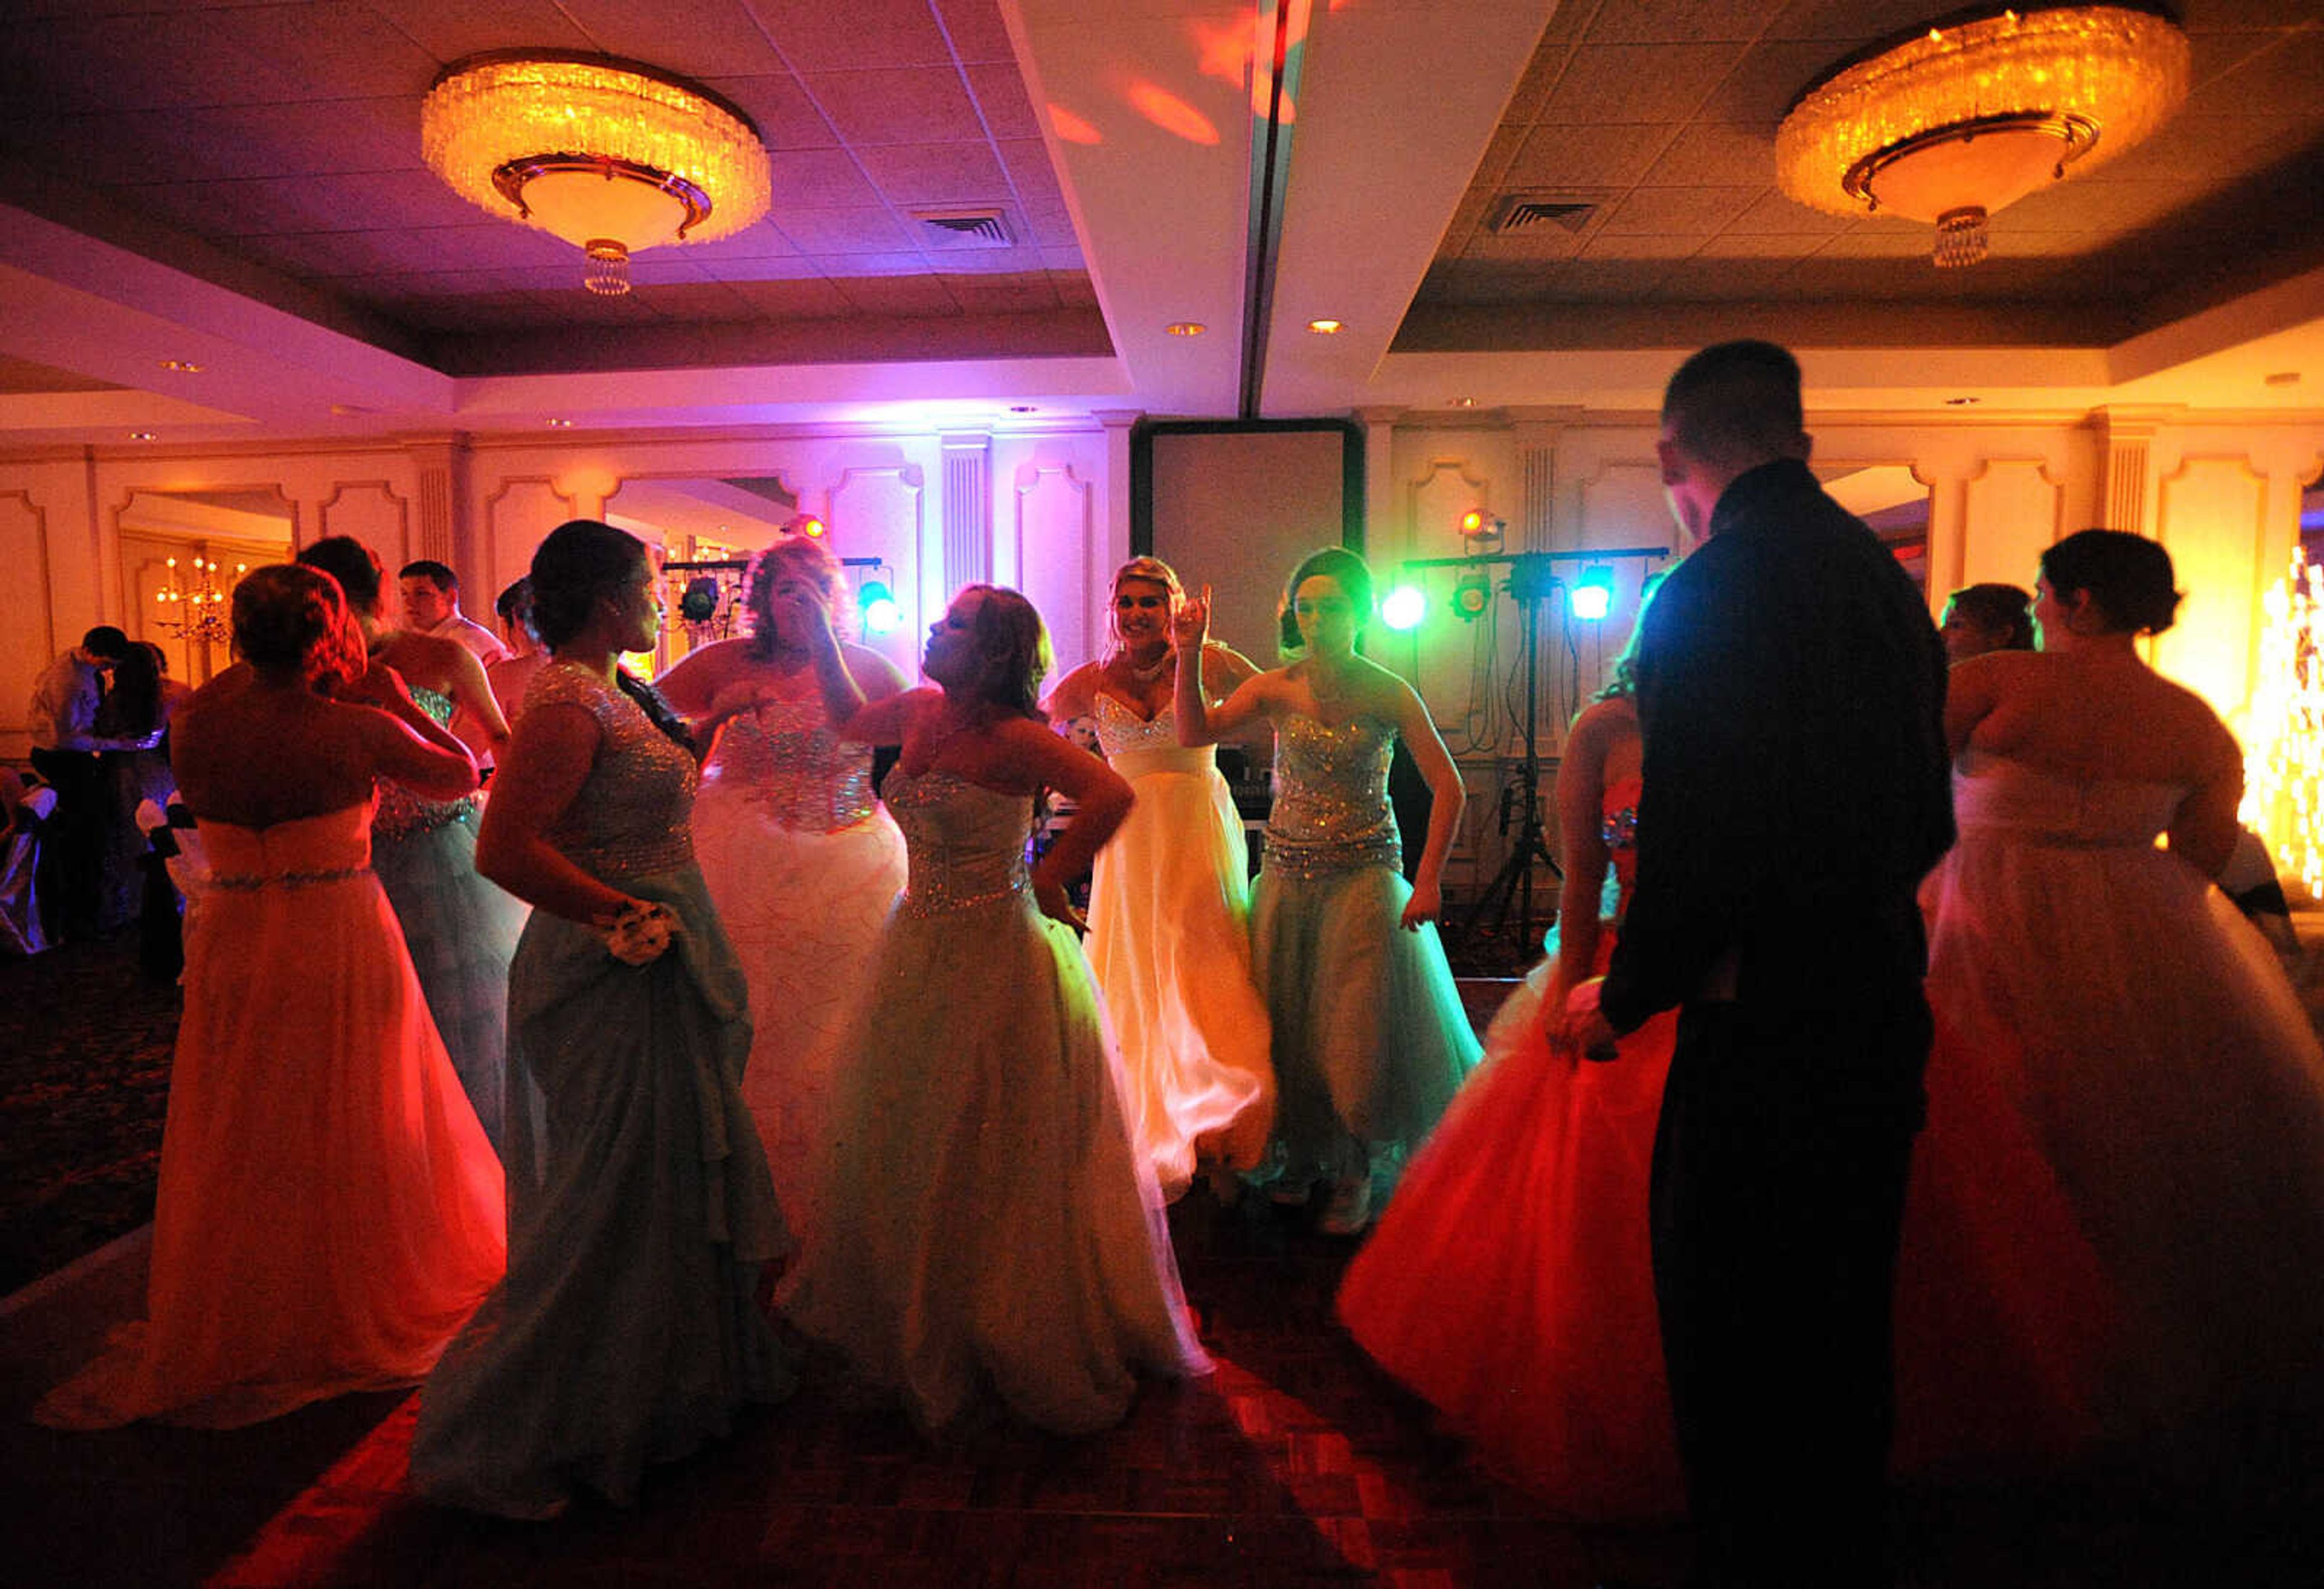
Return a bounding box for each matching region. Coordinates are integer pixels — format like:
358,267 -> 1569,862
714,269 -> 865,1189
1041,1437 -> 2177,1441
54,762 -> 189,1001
4,942 -> 2322,1585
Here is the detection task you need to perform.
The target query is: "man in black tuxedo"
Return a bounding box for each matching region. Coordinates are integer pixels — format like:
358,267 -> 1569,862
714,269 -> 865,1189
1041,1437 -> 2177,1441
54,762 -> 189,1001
1568,341 -> 1952,1586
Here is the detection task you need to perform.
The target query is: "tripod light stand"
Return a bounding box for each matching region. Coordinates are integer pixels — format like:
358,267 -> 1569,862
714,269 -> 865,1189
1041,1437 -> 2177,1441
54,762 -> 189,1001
1400,543 -> 1664,961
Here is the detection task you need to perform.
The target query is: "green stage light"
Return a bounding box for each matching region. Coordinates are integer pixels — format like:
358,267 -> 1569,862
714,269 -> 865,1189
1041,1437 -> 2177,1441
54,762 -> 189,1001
1452,571 -> 1492,621
1381,583 -> 1426,631
858,580 -> 901,635
1569,566 -> 1614,621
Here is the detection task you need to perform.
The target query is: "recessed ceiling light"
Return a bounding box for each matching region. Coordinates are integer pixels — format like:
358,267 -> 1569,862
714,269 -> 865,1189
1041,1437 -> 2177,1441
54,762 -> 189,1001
1450,396 -> 1476,408
157,359 -> 203,373
1009,404 -> 1037,413
545,417 -> 574,427
1165,321 -> 1204,337
2264,371 -> 2300,388
1945,395 -> 1981,405
1306,318 -> 1343,334
128,431 -> 157,441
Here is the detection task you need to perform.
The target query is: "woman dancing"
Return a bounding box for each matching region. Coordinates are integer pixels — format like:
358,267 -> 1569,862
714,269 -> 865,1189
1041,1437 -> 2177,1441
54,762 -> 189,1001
1914,528 -> 2324,1433
657,537 -> 908,1241
412,520 -> 790,1518
296,536 -> 524,1150
1173,546 -> 1479,1234
37,564 -> 504,1428
784,585 -> 1209,1435
1045,556 -> 1273,1201
1336,631 -> 1684,1517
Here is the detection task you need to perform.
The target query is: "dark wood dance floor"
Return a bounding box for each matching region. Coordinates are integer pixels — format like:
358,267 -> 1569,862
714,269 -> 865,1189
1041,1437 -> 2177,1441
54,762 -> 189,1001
4,941 -> 2321,1585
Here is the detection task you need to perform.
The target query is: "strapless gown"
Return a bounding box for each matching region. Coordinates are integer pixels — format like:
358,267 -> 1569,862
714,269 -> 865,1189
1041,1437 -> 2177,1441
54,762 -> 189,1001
1087,695 -> 1274,1198
1337,775 -> 1686,1518
35,802 -> 506,1429
1903,752 -> 2324,1435
783,768 -> 1210,1434
371,684 -> 526,1151
1249,713 -> 1479,1190
412,663 -> 791,1518
693,692 -> 906,1243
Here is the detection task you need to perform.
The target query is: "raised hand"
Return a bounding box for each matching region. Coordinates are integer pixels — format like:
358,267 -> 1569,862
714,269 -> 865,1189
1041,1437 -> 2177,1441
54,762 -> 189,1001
1170,583 -> 1212,654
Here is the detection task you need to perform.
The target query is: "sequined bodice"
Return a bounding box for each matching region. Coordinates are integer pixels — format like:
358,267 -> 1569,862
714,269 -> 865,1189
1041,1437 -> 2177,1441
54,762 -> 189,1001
373,684 -> 480,842
1601,773 -> 1642,918
1093,694 -> 1216,781
702,692 -> 878,833
1954,750 -> 2185,850
884,768 -> 1032,917
1262,713 -> 1401,879
528,663 -> 697,882
200,804 -> 374,891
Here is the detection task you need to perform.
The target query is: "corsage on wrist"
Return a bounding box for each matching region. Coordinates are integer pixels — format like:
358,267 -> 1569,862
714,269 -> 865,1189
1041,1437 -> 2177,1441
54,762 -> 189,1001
601,900 -> 680,966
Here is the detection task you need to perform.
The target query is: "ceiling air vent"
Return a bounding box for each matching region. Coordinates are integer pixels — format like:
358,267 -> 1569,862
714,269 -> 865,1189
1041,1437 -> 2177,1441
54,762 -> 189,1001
1487,196 -> 1597,235
912,208 -> 1016,249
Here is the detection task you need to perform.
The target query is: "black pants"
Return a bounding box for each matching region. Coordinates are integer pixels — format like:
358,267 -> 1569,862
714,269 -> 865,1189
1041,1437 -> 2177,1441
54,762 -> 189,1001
27,747 -> 103,943
1650,991 -> 1930,1589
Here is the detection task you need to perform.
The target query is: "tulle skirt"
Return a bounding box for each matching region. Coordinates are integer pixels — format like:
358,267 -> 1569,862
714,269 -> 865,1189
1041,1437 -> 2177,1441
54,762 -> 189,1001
783,885 -> 1209,1435
694,786 -> 906,1243
1248,860 -> 1479,1186
1085,766 -> 1274,1198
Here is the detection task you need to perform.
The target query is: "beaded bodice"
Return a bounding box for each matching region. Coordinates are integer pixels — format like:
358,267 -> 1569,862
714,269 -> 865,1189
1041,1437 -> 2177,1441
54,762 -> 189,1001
701,691 -> 878,833
1600,772 -> 1643,919
373,684 -> 480,842
885,768 -> 1032,917
528,662 -> 697,883
1262,712 -> 1401,879
1092,694 -> 1216,781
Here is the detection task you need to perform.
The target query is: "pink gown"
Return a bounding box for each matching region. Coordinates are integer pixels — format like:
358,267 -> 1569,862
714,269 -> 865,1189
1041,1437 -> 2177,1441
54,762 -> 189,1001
36,802 -> 506,1429
1337,774 -> 1687,1520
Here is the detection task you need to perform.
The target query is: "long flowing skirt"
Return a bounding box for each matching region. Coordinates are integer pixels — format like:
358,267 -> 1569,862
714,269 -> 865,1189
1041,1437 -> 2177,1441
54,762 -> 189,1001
373,809 -> 526,1152
411,865 -> 792,1518
783,888 -> 1209,1435
37,827 -> 505,1429
1337,935 -> 1684,1519
694,786 -> 905,1243
1086,767 -> 1274,1198
1249,861 -> 1479,1187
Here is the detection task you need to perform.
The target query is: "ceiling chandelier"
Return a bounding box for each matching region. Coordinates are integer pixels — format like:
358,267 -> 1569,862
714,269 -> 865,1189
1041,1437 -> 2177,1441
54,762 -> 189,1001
1775,5 -> 2189,267
153,553 -> 244,646
421,53 -> 771,297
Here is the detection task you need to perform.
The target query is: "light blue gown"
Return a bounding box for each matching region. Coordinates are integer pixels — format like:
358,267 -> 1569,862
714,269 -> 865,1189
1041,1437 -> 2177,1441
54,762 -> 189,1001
1248,713 -> 1480,1190
411,663 -> 792,1518
370,684 -> 525,1150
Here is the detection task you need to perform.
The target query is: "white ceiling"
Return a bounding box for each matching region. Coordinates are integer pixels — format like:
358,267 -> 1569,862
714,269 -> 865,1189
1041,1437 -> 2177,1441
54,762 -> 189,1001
0,0 -> 2319,447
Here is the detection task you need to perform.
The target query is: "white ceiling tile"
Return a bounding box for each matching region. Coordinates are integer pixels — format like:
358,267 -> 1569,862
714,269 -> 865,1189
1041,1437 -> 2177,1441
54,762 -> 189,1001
1505,124 -> 1678,189
727,275 -> 861,318
745,0 -> 956,71
833,274 -> 963,316
1639,123 -> 1777,188
547,0 -> 786,79
1695,39 -> 1849,123
1538,44 -> 1742,125
965,63 -> 1040,140
853,142 -> 1008,205
1598,186 -> 1758,235
701,76 -> 840,151
931,0 -> 1016,64
764,149 -> 882,208
1585,1 -> 1762,46
773,207 -> 917,252
363,0 -> 598,64
803,67 -> 985,145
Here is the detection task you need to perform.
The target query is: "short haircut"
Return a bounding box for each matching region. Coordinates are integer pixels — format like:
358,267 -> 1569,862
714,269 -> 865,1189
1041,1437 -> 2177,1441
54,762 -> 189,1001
82,625 -> 134,660
296,535 -> 385,614
399,559 -> 458,592
1661,339 -> 1806,473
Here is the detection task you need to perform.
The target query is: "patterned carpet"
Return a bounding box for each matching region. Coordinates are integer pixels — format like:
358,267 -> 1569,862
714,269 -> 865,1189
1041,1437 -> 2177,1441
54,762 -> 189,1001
0,929 -> 180,1296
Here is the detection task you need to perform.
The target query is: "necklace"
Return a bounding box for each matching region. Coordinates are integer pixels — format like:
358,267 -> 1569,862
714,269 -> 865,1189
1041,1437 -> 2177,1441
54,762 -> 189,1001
1124,649 -> 1173,683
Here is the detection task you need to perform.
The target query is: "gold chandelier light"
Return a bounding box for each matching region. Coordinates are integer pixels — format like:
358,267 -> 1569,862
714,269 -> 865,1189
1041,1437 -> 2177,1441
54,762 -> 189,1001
1775,5 -> 2189,267
421,53 -> 771,296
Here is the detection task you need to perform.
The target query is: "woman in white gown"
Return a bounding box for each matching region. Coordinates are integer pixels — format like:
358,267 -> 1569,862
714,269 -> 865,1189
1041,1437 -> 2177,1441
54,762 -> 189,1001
784,585 -> 1210,1435
1912,529 -> 2324,1437
657,537 -> 908,1241
1044,557 -> 1273,1201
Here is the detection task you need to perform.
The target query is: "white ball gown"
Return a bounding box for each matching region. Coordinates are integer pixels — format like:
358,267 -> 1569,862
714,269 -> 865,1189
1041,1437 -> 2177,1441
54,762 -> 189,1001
1086,693 -> 1274,1198
692,689 -> 906,1241
783,767 -> 1210,1434
36,800 -> 507,1429
1901,750 -> 2324,1437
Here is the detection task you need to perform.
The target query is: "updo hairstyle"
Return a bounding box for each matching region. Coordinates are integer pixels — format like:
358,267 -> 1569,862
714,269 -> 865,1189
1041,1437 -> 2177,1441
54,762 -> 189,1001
2040,529 -> 2182,637
528,519 -> 694,749
233,563 -> 367,690
1277,545 -> 1375,655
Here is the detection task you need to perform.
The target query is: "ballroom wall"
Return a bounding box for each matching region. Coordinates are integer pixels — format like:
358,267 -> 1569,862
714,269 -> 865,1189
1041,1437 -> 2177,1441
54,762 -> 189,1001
5,403 -> 2320,901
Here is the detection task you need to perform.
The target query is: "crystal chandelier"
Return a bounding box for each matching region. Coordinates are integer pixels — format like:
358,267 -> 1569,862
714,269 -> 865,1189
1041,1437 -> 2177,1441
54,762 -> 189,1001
421,53 -> 771,296
153,553 -> 243,646
1775,5 -> 2189,267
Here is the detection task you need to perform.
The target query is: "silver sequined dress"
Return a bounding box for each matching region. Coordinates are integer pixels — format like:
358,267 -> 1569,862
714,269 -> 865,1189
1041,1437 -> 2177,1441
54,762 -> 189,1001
413,661 -> 792,1519
1249,713 -> 1480,1190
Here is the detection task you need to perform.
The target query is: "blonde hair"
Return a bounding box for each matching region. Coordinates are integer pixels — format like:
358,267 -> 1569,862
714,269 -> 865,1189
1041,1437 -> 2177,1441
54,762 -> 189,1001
1106,556 -> 1184,660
